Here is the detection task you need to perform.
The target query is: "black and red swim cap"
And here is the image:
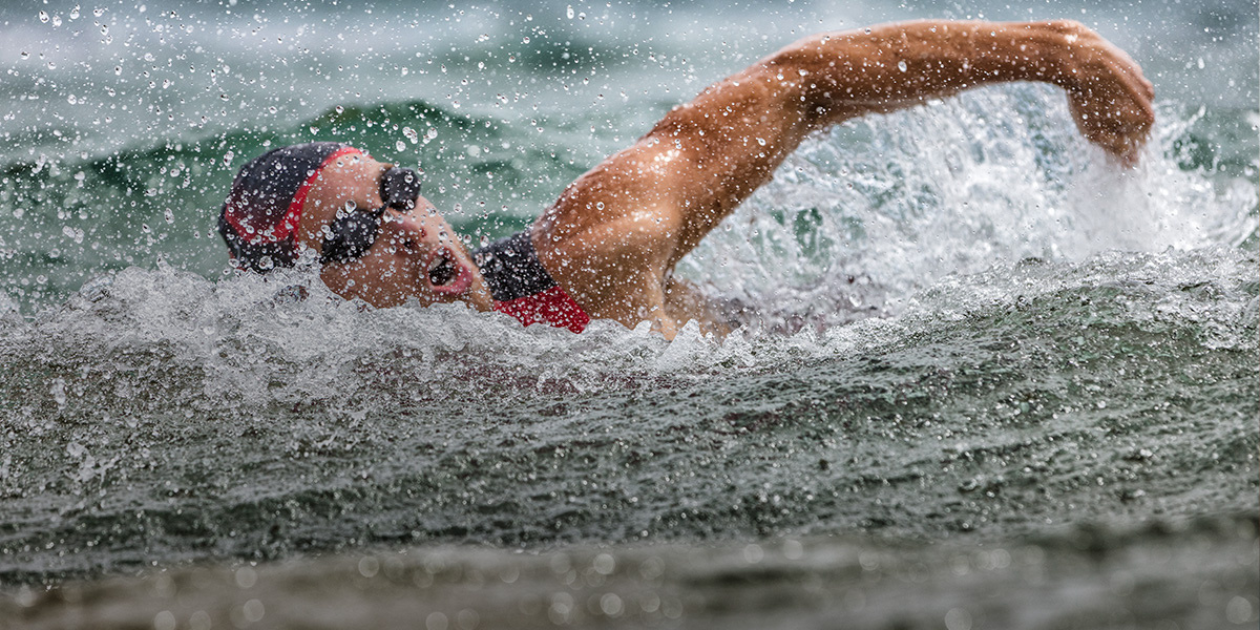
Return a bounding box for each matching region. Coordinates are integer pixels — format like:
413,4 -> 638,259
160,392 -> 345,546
218,142 -> 363,272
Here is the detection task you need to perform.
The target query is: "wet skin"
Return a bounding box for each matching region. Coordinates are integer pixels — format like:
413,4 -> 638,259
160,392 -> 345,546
294,20 -> 1155,339
296,153 -> 495,312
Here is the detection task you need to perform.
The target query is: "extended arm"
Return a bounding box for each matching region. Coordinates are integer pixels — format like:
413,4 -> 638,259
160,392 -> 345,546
534,20 -> 1155,337
777,20 -> 1154,159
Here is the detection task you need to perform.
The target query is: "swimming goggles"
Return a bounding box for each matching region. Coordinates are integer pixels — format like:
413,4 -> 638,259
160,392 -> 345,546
319,166 -> 422,265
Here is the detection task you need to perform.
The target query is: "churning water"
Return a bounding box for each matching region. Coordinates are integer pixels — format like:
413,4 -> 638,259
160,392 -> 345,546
0,0 -> 1256,628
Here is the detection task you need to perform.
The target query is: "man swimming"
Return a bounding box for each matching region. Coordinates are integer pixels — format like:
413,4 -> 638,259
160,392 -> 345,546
219,20 -> 1154,339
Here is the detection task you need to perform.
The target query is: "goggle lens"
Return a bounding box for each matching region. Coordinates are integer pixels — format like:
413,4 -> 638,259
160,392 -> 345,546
320,166 -> 421,265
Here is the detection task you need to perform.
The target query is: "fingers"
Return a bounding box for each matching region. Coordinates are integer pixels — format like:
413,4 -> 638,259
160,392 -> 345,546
1062,30 -> 1155,167
1069,97 -> 1151,167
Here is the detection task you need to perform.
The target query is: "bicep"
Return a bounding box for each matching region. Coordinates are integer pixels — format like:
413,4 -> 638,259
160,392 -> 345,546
535,59 -> 817,272
627,73 -> 817,256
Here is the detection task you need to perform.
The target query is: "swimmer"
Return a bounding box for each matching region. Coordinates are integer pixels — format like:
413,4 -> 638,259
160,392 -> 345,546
218,20 -> 1154,339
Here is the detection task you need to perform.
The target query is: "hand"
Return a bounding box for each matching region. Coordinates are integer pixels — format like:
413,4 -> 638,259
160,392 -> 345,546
1055,22 -> 1155,166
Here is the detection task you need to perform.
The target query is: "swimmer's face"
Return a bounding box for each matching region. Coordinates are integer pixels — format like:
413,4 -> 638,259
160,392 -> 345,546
297,153 -> 492,310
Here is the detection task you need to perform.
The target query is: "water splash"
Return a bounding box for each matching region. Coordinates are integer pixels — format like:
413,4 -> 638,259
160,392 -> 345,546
679,87 -> 1257,331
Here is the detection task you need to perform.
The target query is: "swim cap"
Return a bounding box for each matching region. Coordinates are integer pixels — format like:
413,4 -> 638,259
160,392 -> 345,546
218,142 -> 363,272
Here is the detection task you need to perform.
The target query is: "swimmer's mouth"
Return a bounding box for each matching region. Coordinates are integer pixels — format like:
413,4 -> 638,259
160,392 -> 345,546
429,253 -> 458,286
425,247 -> 472,295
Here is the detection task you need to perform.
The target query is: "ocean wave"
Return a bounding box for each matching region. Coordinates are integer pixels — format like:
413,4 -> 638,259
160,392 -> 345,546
0,247 -> 1254,585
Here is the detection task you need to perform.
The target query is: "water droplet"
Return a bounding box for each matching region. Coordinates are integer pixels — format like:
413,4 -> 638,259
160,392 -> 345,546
402,127 -> 418,144
38,10 -> 49,23
599,593 -> 622,616
944,607 -> 973,630
592,553 -> 615,575
742,544 -> 764,563
395,140 -> 406,152
242,599 -> 264,623
898,60 -> 908,72
70,5 -> 80,19
756,137 -> 766,146
566,5 -> 574,19
19,51 -> 28,60
1226,596 -> 1254,624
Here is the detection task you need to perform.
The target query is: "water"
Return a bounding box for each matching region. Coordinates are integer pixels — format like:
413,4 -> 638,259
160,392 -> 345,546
0,0 -> 1256,627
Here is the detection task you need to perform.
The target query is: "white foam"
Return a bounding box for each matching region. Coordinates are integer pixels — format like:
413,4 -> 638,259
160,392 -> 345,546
675,86 -> 1256,329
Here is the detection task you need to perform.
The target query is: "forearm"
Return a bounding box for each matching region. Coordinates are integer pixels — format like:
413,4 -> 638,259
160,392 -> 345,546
775,20 -> 1093,124
618,20 -> 1097,258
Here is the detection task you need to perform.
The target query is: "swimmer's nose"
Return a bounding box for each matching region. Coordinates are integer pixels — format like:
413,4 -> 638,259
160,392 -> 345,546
381,206 -> 450,251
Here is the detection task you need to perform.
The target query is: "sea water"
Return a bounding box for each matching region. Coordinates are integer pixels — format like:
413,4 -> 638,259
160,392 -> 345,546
0,0 -> 1256,628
